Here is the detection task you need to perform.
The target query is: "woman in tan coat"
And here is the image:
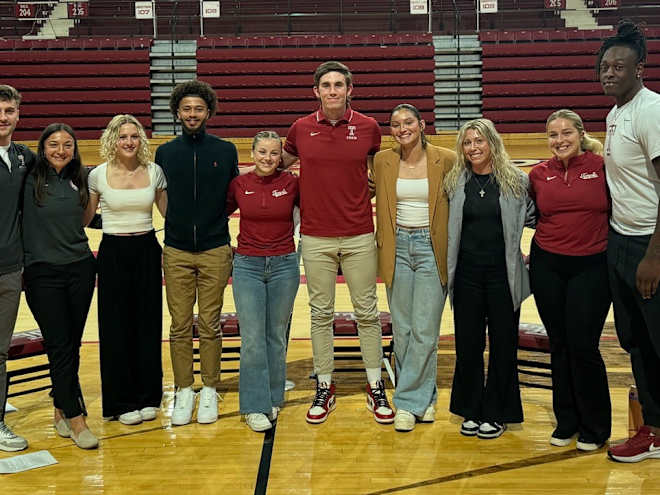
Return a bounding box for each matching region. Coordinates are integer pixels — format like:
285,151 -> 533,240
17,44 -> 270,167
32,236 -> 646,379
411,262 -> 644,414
374,104 -> 455,432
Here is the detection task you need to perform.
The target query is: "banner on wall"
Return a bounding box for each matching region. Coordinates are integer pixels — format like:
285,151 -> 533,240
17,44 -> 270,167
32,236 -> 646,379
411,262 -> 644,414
410,0 -> 428,15
479,0 -> 498,13
202,1 -> 220,18
135,1 -> 154,19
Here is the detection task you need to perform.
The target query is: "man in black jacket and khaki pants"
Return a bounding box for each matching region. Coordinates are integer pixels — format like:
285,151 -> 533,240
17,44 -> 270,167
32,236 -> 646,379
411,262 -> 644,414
156,80 -> 238,426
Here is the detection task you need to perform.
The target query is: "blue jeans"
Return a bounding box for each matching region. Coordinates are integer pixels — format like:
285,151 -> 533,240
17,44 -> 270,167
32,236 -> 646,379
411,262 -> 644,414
386,227 -> 446,416
233,252 -> 300,414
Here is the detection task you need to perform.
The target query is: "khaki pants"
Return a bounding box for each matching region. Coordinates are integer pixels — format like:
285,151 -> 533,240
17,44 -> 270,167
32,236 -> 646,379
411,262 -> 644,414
301,233 -> 381,375
163,244 -> 233,389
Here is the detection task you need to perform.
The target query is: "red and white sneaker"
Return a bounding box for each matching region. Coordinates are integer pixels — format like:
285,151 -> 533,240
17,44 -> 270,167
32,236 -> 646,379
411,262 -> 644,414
306,382 -> 336,424
366,380 -> 395,424
608,426 -> 660,463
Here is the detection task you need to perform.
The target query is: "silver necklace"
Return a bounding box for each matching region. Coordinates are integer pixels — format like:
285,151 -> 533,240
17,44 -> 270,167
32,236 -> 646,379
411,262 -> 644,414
473,173 -> 492,198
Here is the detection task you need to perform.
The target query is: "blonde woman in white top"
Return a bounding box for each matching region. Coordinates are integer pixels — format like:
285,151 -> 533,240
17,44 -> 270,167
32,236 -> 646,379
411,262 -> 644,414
86,115 -> 167,425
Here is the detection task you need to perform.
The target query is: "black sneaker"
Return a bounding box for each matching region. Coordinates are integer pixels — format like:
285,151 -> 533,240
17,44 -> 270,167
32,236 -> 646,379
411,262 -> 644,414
460,419 -> 480,436
477,421 -> 506,439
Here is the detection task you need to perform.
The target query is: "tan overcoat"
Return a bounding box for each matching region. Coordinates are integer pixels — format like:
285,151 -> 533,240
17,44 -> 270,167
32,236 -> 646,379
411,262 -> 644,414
373,143 -> 456,288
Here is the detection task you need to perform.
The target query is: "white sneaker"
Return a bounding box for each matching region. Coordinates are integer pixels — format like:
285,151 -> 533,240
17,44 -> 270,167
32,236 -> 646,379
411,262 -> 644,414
246,413 -> 272,432
119,410 -> 142,425
269,407 -> 280,422
477,421 -> 507,439
394,410 -> 415,432
171,386 -> 196,426
0,422 -> 28,452
419,404 -> 435,423
197,386 -> 219,424
139,407 -> 159,421
576,437 -> 605,452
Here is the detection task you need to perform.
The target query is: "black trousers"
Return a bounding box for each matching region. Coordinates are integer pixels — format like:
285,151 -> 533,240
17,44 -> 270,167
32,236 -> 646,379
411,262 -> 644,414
97,232 -> 163,417
608,229 -> 660,427
450,253 -> 523,423
23,255 -> 96,419
529,241 -> 611,443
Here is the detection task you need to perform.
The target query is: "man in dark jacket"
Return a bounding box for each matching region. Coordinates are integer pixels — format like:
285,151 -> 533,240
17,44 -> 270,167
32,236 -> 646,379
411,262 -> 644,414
0,85 -> 35,451
156,80 -> 238,426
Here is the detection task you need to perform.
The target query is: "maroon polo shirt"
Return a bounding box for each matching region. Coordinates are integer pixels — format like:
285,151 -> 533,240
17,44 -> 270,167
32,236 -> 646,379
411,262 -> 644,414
226,170 -> 299,256
529,151 -> 609,256
284,107 -> 381,237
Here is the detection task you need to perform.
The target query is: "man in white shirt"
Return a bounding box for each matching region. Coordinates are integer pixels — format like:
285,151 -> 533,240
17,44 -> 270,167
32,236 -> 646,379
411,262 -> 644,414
599,21 -> 660,463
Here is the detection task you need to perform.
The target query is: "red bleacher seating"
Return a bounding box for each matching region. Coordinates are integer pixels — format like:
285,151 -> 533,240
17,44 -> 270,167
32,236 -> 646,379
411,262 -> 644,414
2,42 -> 152,140
198,41 -> 436,137
480,32 -> 660,132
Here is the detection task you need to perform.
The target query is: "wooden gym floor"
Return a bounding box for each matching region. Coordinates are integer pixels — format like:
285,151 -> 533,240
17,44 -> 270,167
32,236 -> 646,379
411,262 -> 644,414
3,136 -> 658,494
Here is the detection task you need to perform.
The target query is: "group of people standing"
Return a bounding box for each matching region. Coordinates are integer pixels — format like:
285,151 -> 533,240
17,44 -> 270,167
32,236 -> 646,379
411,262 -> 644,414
0,19 -> 659,465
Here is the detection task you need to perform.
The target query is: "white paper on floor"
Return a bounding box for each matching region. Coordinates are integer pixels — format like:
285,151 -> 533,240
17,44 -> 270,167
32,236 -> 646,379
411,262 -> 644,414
0,450 -> 57,474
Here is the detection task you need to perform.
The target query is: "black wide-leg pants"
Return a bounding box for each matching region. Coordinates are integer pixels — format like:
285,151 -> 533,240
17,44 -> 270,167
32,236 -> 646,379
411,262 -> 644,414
97,232 -> 163,417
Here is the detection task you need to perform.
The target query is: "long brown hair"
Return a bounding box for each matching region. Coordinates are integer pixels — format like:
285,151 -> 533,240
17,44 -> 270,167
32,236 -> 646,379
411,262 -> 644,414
32,123 -> 89,207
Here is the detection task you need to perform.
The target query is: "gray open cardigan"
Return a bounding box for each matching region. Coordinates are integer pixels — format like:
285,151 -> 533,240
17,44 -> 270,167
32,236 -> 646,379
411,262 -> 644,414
447,169 -> 536,311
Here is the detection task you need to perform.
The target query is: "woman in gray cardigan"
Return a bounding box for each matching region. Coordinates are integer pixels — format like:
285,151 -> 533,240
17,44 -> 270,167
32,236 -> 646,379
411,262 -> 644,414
444,119 -> 535,439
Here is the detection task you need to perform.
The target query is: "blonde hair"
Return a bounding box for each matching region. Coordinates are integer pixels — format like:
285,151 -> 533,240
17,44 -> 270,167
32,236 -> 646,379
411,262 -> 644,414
444,118 -> 526,198
546,109 -> 603,155
100,114 -> 152,167
252,130 -> 282,150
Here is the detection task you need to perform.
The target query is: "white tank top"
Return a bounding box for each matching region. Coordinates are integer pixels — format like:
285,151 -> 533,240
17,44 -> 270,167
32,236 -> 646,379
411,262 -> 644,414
396,178 -> 429,227
88,162 -> 167,234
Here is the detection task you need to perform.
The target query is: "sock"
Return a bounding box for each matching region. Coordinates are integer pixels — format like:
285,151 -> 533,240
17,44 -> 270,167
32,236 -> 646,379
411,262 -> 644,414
317,374 -> 332,387
366,368 -> 382,388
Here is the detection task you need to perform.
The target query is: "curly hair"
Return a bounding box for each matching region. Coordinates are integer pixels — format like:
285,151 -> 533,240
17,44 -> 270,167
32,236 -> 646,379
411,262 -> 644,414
0,84 -> 21,105
546,109 -> 603,156
32,123 -> 88,207
444,118 -> 526,199
100,114 -> 152,168
168,79 -> 217,117
596,19 -> 647,75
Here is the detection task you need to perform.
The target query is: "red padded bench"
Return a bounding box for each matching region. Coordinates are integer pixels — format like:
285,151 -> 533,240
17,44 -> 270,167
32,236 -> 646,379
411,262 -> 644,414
189,311 -> 395,384
518,323 -> 551,390
7,329 -> 51,398
332,311 -> 395,386
191,312 -> 241,374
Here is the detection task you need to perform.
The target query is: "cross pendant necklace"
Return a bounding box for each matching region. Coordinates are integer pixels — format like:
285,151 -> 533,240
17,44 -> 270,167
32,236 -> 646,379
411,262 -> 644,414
474,173 -> 492,198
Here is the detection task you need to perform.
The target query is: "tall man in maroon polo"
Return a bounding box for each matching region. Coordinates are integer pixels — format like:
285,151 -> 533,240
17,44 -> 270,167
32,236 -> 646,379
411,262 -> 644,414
281,61 -> 394,424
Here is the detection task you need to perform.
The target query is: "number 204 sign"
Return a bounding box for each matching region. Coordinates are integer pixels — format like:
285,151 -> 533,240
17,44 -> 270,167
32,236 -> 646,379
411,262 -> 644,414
15,3 -> 36,18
